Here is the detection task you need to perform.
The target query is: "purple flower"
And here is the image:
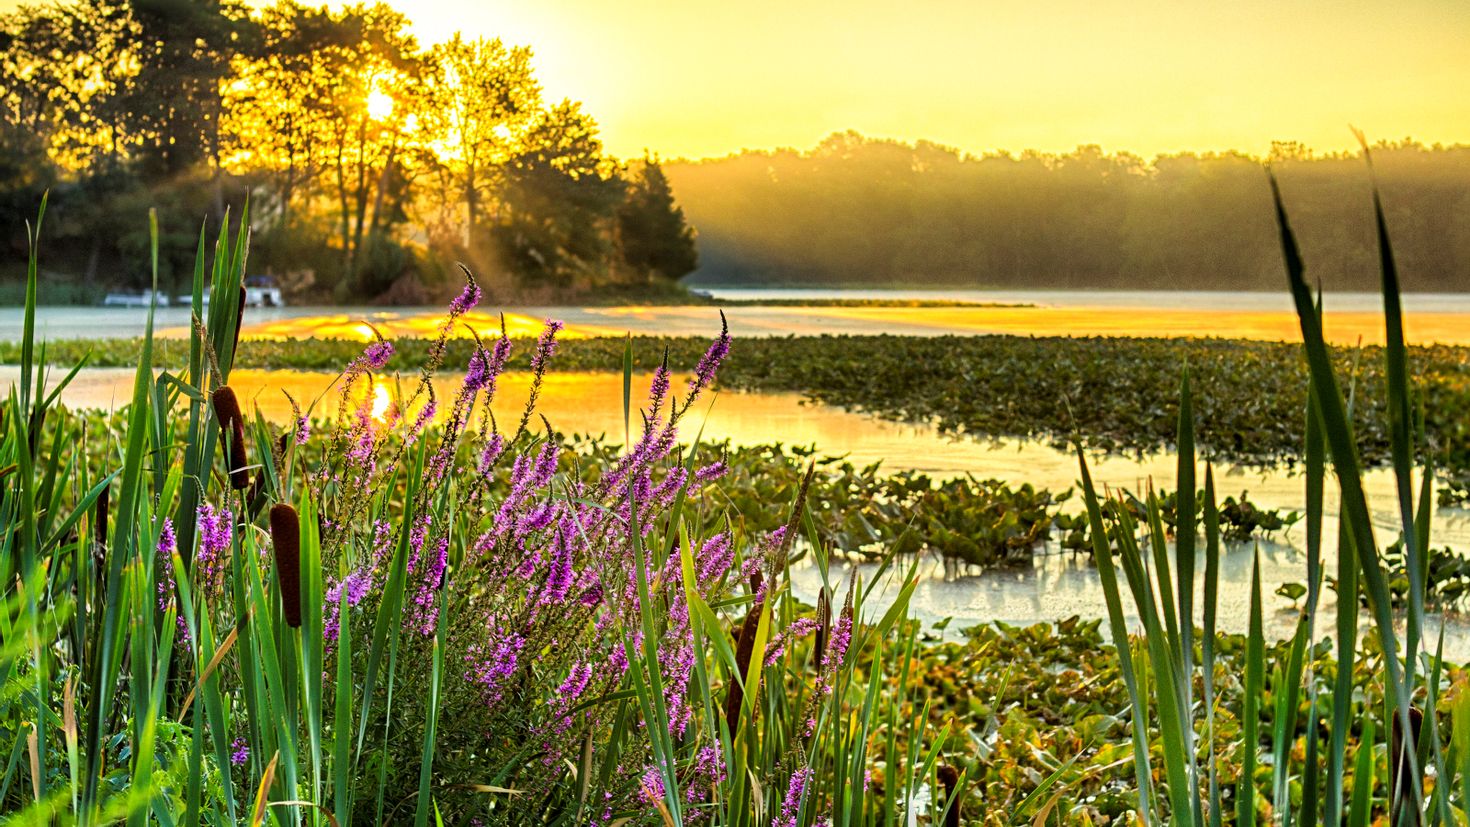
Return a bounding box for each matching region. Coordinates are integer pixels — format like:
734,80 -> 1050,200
687,744 -> 727,804
695,461 -> 728,484
465,631 -> 526,707
640,765 -> 667,804
696,533 -> 734,587
230,737 -> 249,766
530,319 -> 564,373
464,349 -> 488,392
541,523 -> 576,604
155,518 -> 177,610
765,616 -> 821,666
450,280 -> 482,316
294,415 -> 311,446
350,340 -> 394,374
774,766 -> 813,827
478,433 -> 506,475
195,503 -> 232,591
689,314 -> 731,394
324,566 -> 375,643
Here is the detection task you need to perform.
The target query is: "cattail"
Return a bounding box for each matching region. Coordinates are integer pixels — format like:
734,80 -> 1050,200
270,504 -> 302,628
212,386 -> 250,490
93,482 -> 110,548
724,587 -> 764,733
1390,705 -> 1424,827
937,765 -> 962,827
812,587 -> 831,671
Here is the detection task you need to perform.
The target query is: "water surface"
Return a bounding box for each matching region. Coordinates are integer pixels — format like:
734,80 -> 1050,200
5,289 -> 1470,344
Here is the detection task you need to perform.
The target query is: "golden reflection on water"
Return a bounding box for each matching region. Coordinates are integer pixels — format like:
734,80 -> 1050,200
229,304 -> 1470,346
239,311 -> 622,342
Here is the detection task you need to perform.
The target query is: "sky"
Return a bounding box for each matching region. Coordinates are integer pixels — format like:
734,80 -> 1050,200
11,0 -> 1470,160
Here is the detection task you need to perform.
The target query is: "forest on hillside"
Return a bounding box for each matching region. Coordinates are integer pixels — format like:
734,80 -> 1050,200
0,0 -> 697,303
666,132 -> 1470,291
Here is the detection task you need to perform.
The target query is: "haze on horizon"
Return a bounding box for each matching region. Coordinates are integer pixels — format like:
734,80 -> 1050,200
212,0 -> 1470,160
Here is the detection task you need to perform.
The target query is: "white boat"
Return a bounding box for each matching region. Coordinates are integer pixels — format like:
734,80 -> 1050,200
102,289 -> 171,308
182,278 -> 286,309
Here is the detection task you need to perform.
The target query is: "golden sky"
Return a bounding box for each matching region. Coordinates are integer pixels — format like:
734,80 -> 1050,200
13,0 -> 1470,160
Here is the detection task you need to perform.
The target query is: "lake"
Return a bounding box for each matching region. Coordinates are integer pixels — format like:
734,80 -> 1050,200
5,288 -> 1470,344
6,363 -> 1469,655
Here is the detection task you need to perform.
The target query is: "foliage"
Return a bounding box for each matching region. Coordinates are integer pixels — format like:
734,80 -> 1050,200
1083,152 -> 1463,827
669,131 -> 1470,292
0,1 -> 699,301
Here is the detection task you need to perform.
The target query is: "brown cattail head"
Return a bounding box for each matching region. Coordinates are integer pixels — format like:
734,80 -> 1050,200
812,587 -> 831,671
93,482 -> 110,548
937,765 -> 962,827
212,386 -> 250,490
1391,705 -> 1425,827
270,503 -> 302,628
724,604 -> 764,733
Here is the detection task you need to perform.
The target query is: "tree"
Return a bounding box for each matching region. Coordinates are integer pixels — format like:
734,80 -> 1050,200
420,35 -> 541,249
618,155 -> 698,282
494,101 -> 624,290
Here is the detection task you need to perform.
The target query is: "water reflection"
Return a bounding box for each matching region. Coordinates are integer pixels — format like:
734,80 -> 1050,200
7,294 -> 1470,345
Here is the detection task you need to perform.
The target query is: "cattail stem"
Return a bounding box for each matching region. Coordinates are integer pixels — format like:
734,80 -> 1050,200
93,482 -> 109,548
1390,706 -> 1424,827
212,386 -> 250,490
937,765 -> 962,827
270,503 -> 302,628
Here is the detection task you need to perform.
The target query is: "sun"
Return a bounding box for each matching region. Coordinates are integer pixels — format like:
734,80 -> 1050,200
366,88 -> 395,121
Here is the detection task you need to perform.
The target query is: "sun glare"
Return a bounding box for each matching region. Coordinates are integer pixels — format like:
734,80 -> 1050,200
366,88 -> 395,120
369,382 -> 392,422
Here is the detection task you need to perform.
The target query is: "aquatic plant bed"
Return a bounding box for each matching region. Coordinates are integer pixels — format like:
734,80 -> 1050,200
11,332 -> 1470,501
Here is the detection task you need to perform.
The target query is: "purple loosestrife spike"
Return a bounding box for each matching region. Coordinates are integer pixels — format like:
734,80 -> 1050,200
478,433 -> 506,475
230,738 -> 249,766
195,502 -> 232,591
295,414 -> 310,446
694,460 -> 728,485
211,386 -> 250,490
270,504 -> 302,628
530,319 -> 564,372
464,348 -> 489,392
466,631 -> 525,707
696,532 -> 734,588
354,340 -> 394,373
640,766 -> 667,804
155,518 -> 176,610
688,311 -> 731,395
773,766 -> 813,827
450,276 -> 481,315
764,616 -> 820,667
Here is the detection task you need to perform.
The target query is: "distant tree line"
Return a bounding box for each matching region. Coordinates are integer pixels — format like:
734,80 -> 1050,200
0,0 -> 697,302
666,132 -> 1470,291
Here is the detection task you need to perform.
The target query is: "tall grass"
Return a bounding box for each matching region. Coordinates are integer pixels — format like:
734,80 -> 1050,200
0,198 -> 955,825
1084,151 -> 1457,825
